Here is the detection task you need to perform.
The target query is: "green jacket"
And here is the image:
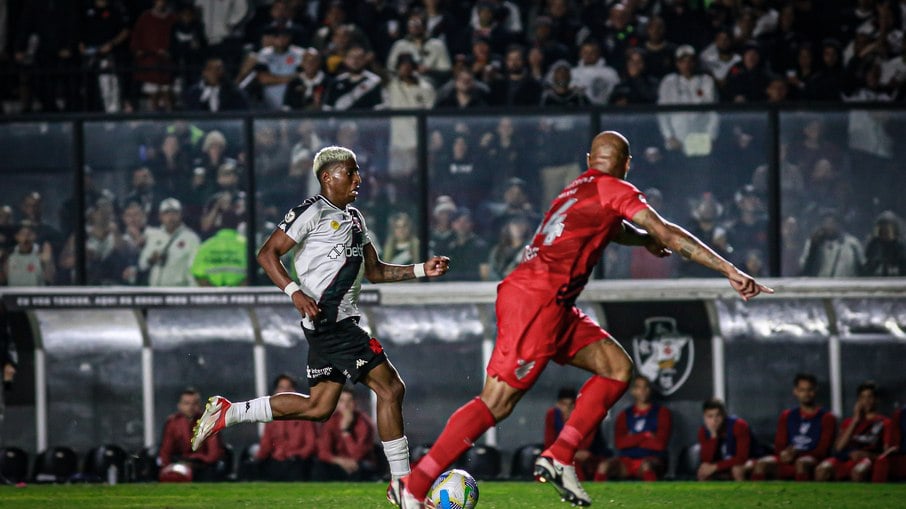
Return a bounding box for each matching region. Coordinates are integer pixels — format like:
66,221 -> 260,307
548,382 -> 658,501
191,228 -> 247,287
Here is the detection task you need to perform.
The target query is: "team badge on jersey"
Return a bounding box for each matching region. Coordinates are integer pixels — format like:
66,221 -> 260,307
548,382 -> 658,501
330,220 -> 340,230
632,317 -> 694,396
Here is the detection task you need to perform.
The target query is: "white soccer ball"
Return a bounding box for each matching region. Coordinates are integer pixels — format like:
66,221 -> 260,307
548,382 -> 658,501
428,469 -> 479,509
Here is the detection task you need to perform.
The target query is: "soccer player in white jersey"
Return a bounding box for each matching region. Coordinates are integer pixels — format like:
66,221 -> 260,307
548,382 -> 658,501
192,146 -> 450,490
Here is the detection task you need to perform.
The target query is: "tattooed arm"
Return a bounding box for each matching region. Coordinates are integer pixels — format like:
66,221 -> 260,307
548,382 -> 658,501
363,244 -> 450,283
631,208 -> 773,300
613,220 -> 672,257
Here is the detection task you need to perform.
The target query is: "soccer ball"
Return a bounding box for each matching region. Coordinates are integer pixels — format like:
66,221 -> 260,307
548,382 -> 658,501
428,469 -> 479,509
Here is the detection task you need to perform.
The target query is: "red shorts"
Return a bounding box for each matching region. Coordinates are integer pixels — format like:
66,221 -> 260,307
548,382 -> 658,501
487,281 -> 612,390
768,454 -> 817,479
618,456 -> 665,479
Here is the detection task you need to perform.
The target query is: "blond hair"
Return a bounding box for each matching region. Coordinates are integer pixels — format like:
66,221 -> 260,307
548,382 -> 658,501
313,146 -> 356,177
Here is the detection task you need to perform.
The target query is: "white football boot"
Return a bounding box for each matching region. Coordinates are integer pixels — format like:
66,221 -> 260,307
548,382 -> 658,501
191,395 -> 232,451
534,455 -> 592,506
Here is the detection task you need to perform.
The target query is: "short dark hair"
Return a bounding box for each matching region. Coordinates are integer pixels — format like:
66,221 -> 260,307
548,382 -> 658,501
557,387 -> 577,400
857,380 -> 878,396
180,387 -> 200,400
633,375 -> 652,387
272,373 -> 297,392
702,397 -> 726,414
794,373 -> 818,386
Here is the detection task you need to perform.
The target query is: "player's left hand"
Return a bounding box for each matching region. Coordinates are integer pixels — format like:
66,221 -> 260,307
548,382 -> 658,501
644,239 -> 671,258
424,256 -> 450,277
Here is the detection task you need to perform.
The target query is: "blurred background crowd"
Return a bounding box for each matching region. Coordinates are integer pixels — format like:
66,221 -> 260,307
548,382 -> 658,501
0,0 -> 905,286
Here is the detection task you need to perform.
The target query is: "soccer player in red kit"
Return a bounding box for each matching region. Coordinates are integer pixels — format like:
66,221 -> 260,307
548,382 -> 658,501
389,131 -> 772,508
817,381 -> 892,482
697,398 -> 754,481
604,375 -> 672,481
752,373 -> 837,481
872,405 -> 906,482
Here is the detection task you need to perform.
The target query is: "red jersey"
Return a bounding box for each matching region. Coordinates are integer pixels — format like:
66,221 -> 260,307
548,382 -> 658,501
158,412 -> 224,467
838,415 -> 892,458
256,420 -> 319,462
510,169 -> 649,302
317,410 -> 375,464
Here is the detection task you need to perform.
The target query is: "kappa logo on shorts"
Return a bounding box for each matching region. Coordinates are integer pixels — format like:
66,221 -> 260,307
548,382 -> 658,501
356,359 -> 367,369
632,317 -> 694,396
514,359 -> 536,380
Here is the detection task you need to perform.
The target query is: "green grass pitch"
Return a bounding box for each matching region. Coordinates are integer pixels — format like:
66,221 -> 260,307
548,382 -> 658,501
2,481 -> 904,508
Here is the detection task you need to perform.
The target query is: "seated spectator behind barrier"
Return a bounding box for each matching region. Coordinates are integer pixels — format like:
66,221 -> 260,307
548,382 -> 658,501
5,222 -> 54,286
604,376 -> 671,482
799,209 -> 864,277
138,198 -> 201,286
657,45 -> 719,157
323,46 -> 383,111
540,60 -> 589,106
436,68 -> 490,108
616,48 -> 659,105
487,214 -> 532,281
255,374 -> 318,481
816,381 -> 892,482
569,39 -> 619,106
159,388 -> 224,482
441,208 -> 490,281
429,196 -> 457,257
283,48 -> 331,111
678,194 -> 729,278
170,2 -> 207,89
130,0 -> 176,111
488,45 -> 543,106
862,211 -> 906,277
544,387 -> 610,481
873,406 -> 906,482
697,398 -> 755,481
382,212 -> 420,265
118,202 -> 149,285
184,58 -> 249,112
256,27 -> 305,110
314,389 -> 378,481
724,41 -> 771,103
386,12 -> 451,83
752,373 -> 837,481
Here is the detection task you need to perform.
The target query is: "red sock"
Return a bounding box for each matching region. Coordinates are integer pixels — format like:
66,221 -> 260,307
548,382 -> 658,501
544,376 -> 629,464
407,397 -> 495,499
594,471 -> 607,482
642,469 -> 658,482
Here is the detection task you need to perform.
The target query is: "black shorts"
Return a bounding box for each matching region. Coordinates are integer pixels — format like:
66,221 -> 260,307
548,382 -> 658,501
302,317 -> 387,387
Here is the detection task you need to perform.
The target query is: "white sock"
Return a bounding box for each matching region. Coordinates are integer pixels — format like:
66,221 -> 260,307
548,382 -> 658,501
382,435 -> 411,479
225,396 -> 273,425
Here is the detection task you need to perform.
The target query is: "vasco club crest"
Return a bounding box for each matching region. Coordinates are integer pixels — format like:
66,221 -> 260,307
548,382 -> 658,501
632,317 -> 694,396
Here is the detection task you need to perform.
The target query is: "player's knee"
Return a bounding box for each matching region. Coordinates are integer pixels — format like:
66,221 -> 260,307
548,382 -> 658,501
731,465 -> 746,481
611,357 -> 633,383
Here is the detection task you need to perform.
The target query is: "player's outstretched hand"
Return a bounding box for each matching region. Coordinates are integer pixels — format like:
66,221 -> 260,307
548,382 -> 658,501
291,291 -> 321,320
727,268 -> 774,301
644,239 -> 672,258
424,256 -> 450,277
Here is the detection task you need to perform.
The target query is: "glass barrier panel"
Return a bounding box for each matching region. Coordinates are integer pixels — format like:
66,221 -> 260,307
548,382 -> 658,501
0,122 -> 75,286
83,119 -> 249,286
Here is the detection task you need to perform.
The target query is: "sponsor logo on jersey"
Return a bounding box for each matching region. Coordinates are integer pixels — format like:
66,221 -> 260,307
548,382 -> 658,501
284,210 -> 296,223
632,317 -> 694,396
328,243 -> 364,260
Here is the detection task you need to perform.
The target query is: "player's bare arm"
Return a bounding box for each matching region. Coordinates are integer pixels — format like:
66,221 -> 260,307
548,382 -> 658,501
613,220 -> 671,257
363,243 -> 450,283
631,207 -> 773,300
257,228 -> 320,319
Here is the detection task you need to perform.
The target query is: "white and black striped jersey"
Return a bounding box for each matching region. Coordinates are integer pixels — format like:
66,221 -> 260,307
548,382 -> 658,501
322,70 -> 383,111
277,195 -> 372,330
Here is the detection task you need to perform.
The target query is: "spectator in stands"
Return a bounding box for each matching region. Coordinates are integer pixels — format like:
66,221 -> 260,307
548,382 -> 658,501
122,167 -> 163,223
138,198 -> 201,286
256,27 -> 305,110
598,3 -> 639,73
78,0 -> 131,113
872,405 -> 906,482
85,196 -> 129,285
443,208 -> 490,281
118,201 -> 148,285
862,211 -> 906,277
642,16 -> 677,80
254,374 -> 319,481
429,195 -> 457,258
191,210 -> 246,287
697,398 -> 754,481
726,185 -> 768,267
800,209 -> 864,277
5,222 -> 54,287
0,307 -> 17,445
657,45 -> 719,157
384,53 -> 437,179
200,162 -> 245,237
529,16 -> 570,74
540,60 -> 589,106
352,0 -> 403,62
725,42 -> 771,103
249,0 -> 306,49
194,130 -> 235,191
170,2 -> 207,89
544,0 -> 581,51
14,0 -> 80,112
761,5 -> 804,76
386,12 -> 451,82
488,213 -> 532,281
470,0 -> 522,38
311,2 -> 372,56
605,376 -> 671,482
158,388 -> 225,482
544,387 -> 610,482
570,39 -> 620,105
314,388 -> 378,481
381,211 -> 420,266
436,68 -> 489,108
803,39 -> 846,101
467,0 -> 515,55
752,373 -> 837,481
765,75 -> 790,103
184,57 -> 249,112
130,0 -> 176,111
195,0 -> 248,61
816,381 -> 892,482
323,45 -> 383,110
488,45 -> 543,106
678,194 -> 729,278
617,48 -> 659,104
433,135 -> 490,212
19,192 -> 63,261
786,43 -> 817,100
880,37 -> 906,94
484,177 -> 541,238
283,48 -> 331,111
477,117 -> 522,184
